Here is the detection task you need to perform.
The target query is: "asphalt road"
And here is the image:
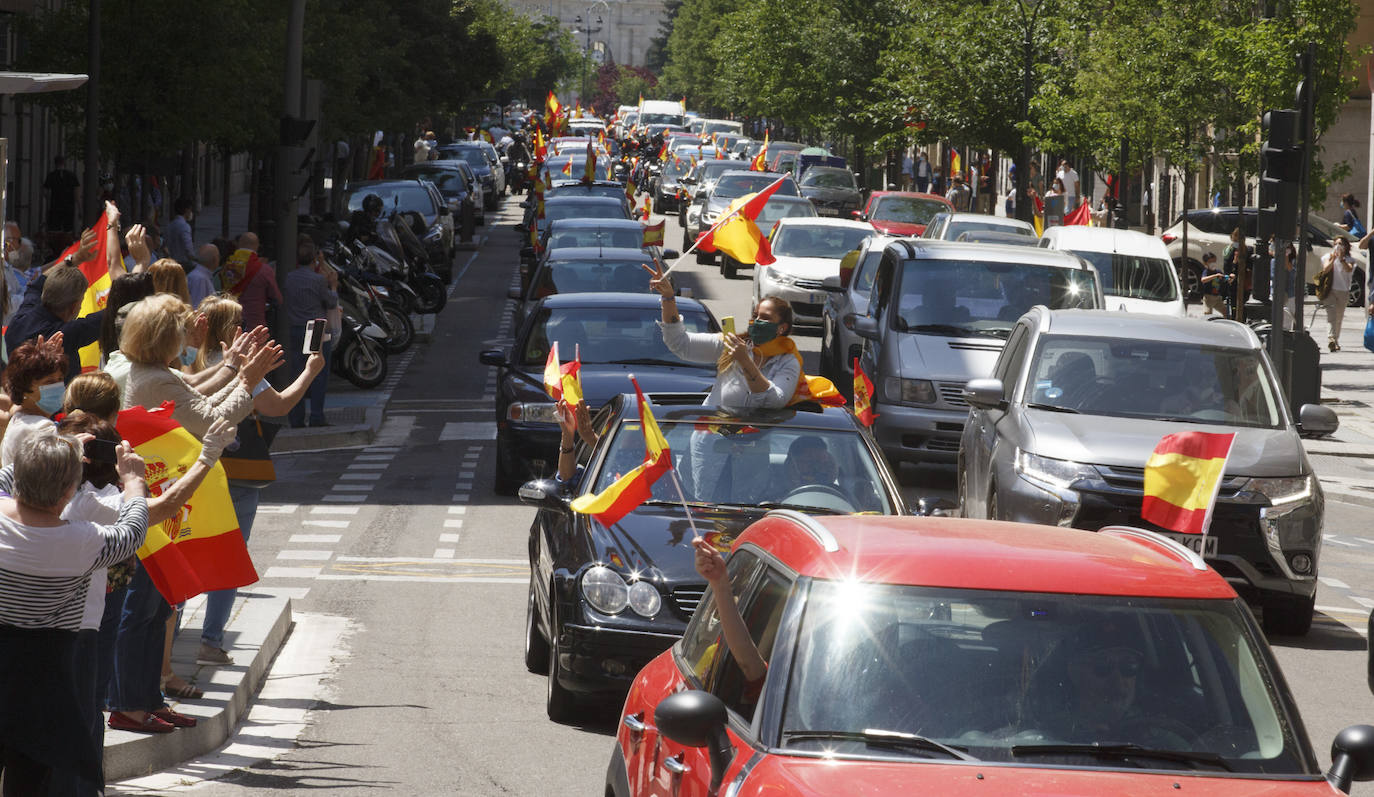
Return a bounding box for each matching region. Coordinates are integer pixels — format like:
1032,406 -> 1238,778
140,195 -> 1374,796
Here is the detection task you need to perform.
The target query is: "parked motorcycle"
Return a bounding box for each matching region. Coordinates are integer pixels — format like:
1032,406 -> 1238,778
376,215 -> 448,313
332,307 -> 389,389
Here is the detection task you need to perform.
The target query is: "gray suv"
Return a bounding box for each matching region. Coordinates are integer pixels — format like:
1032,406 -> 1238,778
958,308 -> 1339,635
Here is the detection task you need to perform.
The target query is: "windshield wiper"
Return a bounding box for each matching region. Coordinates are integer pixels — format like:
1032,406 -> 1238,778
1024,403 -> 1080,414
606,357 -> 698,367
784,729 -> 977,761
752,501 -> 846,515
1011,743 -> 1232,771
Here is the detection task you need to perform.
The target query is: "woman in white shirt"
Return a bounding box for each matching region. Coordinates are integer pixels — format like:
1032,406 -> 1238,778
0,334 -> 70,467
1321,235 -> 1357,351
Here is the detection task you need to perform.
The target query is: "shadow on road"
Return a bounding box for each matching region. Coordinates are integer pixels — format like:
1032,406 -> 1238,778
1269,613 -> 1368,652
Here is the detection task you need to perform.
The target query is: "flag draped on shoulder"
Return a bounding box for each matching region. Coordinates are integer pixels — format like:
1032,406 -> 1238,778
542,342 -> 584,407
57,213 -> 113,371
696,176 -> 785,266
570,378 -> 672,527
853,358 -> 877,427
117,403 -> 257,604
1141,431 -> 1235,535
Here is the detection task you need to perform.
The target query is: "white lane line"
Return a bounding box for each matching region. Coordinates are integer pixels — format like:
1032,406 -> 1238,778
1358,538 -> 1374,546
444,519 -> 464,529
366,446 -> 403,453
311,506 -> 360,515
277,550 -> 334,561
438,422 -> 497,441
434,548 -> 455,559
1320,576 -> 1351,589
347,462 -> 389,470
301,520 -> 350,529
256,504 -> 299,514
338,472 -> 384,481
329,484 -> 373,492
263,566 -> 323,578
322,495 -> 368,503
1353,596 -> 1374,609
458,470 -> 476,479
334,556 -> 524,564
316,575 -> 526,585
452,494 -> 471,503
447,506 -> 467,514
290,534 -> 342,544
439,533 -> 460,543
1324,535 -> 1359,547
455,481 -> 474,490
355,455 -> 395,462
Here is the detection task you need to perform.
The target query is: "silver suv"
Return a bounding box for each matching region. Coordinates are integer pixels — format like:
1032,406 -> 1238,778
958,308 -> 1339,635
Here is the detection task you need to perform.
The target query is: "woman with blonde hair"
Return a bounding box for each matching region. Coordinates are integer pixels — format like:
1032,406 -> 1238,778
148,258 -> 190,304
61,371 -> 121,420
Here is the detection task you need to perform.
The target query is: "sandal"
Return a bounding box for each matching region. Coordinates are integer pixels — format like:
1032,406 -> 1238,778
161,674 -> 204,700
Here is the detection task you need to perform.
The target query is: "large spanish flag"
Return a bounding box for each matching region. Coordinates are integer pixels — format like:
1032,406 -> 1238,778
117,403 -> 257,604
546,91 -> 562,121
1065,198 -> 1092,226
582,140 -> 597,184
56,213 -> 114,371
696,175 -> 786,266
1141,431 -> 1235,535
571,377 -> 672,527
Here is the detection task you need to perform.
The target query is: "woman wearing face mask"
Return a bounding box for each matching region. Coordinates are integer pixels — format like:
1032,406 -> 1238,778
0,335 -> 70,467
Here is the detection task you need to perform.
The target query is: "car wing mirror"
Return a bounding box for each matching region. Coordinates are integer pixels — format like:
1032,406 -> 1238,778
915,497 -> 958,517
1297,403 -> 1338,437
846,313 -> 879,341
517,479 -> 568,511
478,349 -> 506,367
1326,725 -> 1374,793
821,275 -> 843,293
662,249 -> 680,260
963,378 -> 1006,410
654,690 -> 734,793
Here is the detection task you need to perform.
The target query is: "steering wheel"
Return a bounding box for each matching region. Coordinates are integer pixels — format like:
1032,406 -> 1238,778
781,483 -> 857,513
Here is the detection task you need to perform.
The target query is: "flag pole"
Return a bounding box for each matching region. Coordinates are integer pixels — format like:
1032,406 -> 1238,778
666,466 -> 701,540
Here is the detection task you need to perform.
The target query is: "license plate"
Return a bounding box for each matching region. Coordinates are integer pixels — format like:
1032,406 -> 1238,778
1160,533 -> 1218,557
809,291 -> 828,304
817,207 -> 839,216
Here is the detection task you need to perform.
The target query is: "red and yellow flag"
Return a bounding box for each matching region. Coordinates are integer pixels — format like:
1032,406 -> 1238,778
560,159 -> 574,177
657,140 -> 669,160
949,147 -> 961,180
570,377 -> 672,527
625,177 -> 636,199
642,221 -> 665,248
696,176 -> 786,266
546,91 -> 562,121
751,132 -> 770,172
640,196 -> 652,221
1141,431 -> 1235,535
117,403 -> 257,604
534,127 -> 547,159
57,212 -> 114,371
542,342 -> 584,407
1065,198 -> 1092,226
853,358 -> 876,427
583,140 -> 597,184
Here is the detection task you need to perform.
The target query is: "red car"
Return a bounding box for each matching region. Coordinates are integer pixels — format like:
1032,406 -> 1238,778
855,191 -> 953,236
608,513 -> 1374,796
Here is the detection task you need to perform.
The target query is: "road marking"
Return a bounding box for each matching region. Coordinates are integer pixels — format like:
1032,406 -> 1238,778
452,493 -> 471,502
339,472 -> 384,481
439,422 -> 497,441
311,506 -> 359,515
455,480 -> 474,491
241,585 -> 311,600
257,504 -> 299,514
334,556 -> 524,564
448,506 -> 467,514
347,462 -> 389,470
316,575 -> 526,585
434,548 -> 455,559
263,566 -> 323,579
439,533 -> 460,543
444,519 -> 464,528
458,470 -> 476,479
330,483 -> 373,491
1320,576 -> 1351,589
355,454 -> 395,462
277,550 -> 333,561
1323,535 -> 1359,547
290,534 -> 342,544
1352,596 -> 1374,609
322,495 -> 368,503
301,519 -> 350,528
1358,537 -> 1374,546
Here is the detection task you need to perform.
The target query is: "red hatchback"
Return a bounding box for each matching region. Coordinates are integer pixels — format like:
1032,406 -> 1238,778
608,513 -> 1374,797
856,191 -> 952,236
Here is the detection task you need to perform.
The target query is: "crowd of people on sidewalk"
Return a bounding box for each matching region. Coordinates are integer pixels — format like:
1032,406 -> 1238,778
0,196 -> 337,795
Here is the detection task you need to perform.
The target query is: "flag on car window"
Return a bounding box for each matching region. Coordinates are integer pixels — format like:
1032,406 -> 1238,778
1142,431 -> 1235,535
643,221 -> 665,248
696,176 -> 787,266
853,358 -> 877,427
542,342 -> 584,408
570,376 -> 673,527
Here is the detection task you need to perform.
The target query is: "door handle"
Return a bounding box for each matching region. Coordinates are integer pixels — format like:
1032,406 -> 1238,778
622,712 -> 647,734
663,754 -> 689,775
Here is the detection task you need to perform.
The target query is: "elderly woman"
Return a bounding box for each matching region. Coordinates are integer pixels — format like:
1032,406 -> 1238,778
0,429 -> 148,792
0,335 -> 70,467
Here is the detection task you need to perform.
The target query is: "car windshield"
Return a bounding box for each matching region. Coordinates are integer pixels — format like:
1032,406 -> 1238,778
772,225 -> 872,258
693,162 -> 736,183
661,158 -> 689,179
641,112 -> 685,126
591,420 -> 895,514
521,306 -> 714,368
779,585 -> 1301,773
801,168 -> 856,190
896,259 -> 1098,338
756,200 -> 820,235
403,168 -> 467,194
543,202 -> 628,224
546,227 -> 644,251
873,196 -> 947,225
702,121 -> 742,135
716,175 -> 799,199
1072,251 -> 1178,302
1307,213 -> 1348,244
945,220 -> 1033,239
347,185 -> 435,215
546,185 -> 626,202
535,258 -> 653,296
544,158 -> 612,181
437,148 -> 488,170
1025,335 -> 1284,428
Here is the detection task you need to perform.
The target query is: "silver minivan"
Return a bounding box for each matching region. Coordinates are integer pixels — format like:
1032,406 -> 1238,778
848,240 -> 1103,466
958,308 -> 1339,635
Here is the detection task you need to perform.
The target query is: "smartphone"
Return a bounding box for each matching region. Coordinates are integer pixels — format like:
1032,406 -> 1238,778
721,316 -> 735,336
303,318 -> 325,354
85,439 -> 119,464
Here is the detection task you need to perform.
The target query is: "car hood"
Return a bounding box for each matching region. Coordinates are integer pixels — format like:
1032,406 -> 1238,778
1023,411 -> 1303,477
510,362 -> 714,406
1105,295 -> 1186,317
893,332 -> 1004,382
741,757 -> 1320,797
768,255 -> 844,281
871,220 -> 924,236
585,504 -> 762,578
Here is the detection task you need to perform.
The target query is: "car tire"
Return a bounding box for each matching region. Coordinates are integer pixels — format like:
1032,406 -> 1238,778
546,601 -> 579,723
986,486 -> 1000,522
494,439 -> 523,496
722,256 -> 737,280
524,572 -> 550,674
1263,593 -> 1315,636
652,194 -> 663,215
1175,258 -> 1204,301
695,249 -> 713,265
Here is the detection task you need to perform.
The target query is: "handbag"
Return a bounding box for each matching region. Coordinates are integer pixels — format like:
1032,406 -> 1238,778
219,412 -> 280,487
1316,262 -> 1334,301
1365,316 -> 1374,353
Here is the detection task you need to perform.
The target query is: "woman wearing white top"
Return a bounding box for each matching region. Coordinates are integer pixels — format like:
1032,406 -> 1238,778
0,334 -> 71,467
1321,235 -> 1357,351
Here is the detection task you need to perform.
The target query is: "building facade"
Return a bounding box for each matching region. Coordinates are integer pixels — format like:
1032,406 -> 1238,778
507,0 -> 669,70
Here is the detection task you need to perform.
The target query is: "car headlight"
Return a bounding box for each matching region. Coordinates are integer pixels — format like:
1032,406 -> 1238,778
1015,449 -> 1098,491
506,402 -> 559,423
582,565 -> 629,614
703,211 -> 720,223
627,580 -> 661,617
769,271 -> 797,286
1246,475 -> 1315,507
882,377 -> 935,404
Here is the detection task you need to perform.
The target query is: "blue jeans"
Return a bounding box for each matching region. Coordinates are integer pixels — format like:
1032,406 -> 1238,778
108,563 -> 170,712
201,483 -> 260,648
288,324 -> 333,426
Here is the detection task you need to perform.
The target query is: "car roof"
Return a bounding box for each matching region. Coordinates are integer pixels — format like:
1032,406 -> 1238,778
739,515 -> 1235,598
545,247 -> 653,260
869,191 -> 949,202
547,218 -> 642,230
765,196 -> 815,205
719,169 -> 788,180
344,179 -> 430,194
774,217 -> 873,231
1042,309 -> 1262,348
946,212 -> 1033,228
886,238 -> 1094,269
544,195 -> 626,206
1043,225 -> 1171,257
617,395 -> 863,431
537,292 -> 706,312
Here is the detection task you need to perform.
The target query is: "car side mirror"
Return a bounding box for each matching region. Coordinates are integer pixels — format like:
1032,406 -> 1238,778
517,479 -> 567,511
654,690 -> 734,793
1297,403 -> 1338,437
846,313 -> 879,341
1326,725 -> 1374,793
821,275 -> 842,293
963,378 -> 1006,410
478,349 -> 506,367
662,249 -> 680,260
851,211 -> 866,221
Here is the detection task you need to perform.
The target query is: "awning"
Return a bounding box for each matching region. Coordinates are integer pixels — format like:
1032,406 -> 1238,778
0,72 -> 88,94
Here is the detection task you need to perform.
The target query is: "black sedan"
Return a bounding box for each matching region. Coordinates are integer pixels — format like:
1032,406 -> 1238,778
508,245 -> 674,328
400,160 -> 484,226
435,143 -> 501,210
343,179 -> 454,270
516,394 -> 907,720
479,293 -> 718,494
530,195 -> 632,242
519,181 -> 632,233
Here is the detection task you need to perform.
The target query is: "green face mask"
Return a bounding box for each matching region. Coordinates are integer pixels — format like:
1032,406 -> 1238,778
748,319 -> 779,344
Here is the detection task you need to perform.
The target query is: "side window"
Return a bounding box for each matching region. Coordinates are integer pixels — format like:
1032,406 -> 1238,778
853,251 -> 883,304
713,565 -> 794,718
868,252 -> 898,322
996,326 -> 1030,401
678,550 -> 762,686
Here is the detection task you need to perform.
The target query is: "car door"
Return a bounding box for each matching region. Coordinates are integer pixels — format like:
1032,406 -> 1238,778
856,250 -> 898,402
968,323 -> 1031,516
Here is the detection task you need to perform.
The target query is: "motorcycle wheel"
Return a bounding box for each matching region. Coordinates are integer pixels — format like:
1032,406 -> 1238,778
379,302 -> 414,354
415,280 -> 448,314
338,338 -> 388,389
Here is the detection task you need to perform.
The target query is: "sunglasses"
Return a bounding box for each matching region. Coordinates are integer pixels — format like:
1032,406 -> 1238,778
1088,655 -> 1141,678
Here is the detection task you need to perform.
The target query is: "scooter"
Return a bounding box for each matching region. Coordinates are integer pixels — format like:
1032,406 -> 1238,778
331,303 -> 390,389
323,240 -> 416,355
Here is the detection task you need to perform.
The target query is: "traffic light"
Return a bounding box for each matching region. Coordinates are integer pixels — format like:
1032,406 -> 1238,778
1258,109 -> 1301,242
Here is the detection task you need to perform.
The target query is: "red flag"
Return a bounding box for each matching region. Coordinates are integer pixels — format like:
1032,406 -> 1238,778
569,376 -> 672,526
696,176 -> 786,266
583,140 -> 597,184
642,221 -> 665,248
58,212 -> 113,371
1064,198 -> 1092,226
853,358 -> 877,427
1142,432 -> 1236,535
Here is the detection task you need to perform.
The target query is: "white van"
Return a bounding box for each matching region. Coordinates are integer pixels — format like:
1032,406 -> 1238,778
637,99 -> 686,128
1040,226 -> 1185,316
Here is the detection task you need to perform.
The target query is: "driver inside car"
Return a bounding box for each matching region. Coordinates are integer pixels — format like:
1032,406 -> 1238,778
778,435 -> 839,493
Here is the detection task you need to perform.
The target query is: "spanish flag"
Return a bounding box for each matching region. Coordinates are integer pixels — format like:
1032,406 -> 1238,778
1065,198 -> 1092,226
583,140 -> 597,184
56,212 -> 114,371
625,176 -> 636,199
696,175 -> 786,266
1141,431 -> 1235,535
546,91 -> 562,121
853,358 -> 876,427
643,221 -> 665,248
949,147 -> 961,180
751,132 -> 769,171
657,140 -> 669,160
561,159 -> 574,177
533,127 -> 547,159
117,403 -> 257,605
542,342 -> 584,408
571,377 -> 672,527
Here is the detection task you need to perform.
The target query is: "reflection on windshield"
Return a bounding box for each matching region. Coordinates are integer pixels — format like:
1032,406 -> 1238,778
591,421 -> 893,514
1026,336 -> 1282,428
543,203 -> 628,223
546,228 -> 644,250
873,197 -> 946,225
716,176 -> 800,199
1074,251 -> 1178,302
756,201 -> 819,229
523,307 -> 713,367
781,585 -> 1297,773
802,169 -> 857,190
438,149 -> 487,168
772,226 -> 873,259
347,186 -> 434,214
535,259 -> 653,297
945,221 -> 1033,240
897,260 -> 1098,337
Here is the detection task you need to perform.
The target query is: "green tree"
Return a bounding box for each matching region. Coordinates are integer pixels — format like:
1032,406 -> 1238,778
645,0 -> 683,74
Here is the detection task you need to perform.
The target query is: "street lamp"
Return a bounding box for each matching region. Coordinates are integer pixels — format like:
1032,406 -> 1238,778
570,0 -> 608,110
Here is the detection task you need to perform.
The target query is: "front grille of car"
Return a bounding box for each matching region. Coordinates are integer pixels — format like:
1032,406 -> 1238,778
792,301 -> 823,317
1094,465 -> 1247,497
671,585 -> 707,618
938,381 -> 969,408
794,278 -> 825,290
1072,489 -> 1261,562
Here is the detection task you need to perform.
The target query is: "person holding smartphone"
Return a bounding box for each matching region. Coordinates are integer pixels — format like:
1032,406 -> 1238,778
283,236 -> 339,427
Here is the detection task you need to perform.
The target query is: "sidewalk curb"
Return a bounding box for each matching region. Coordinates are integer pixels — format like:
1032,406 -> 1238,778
103,593 -> 294,782
272,418 -> 376,452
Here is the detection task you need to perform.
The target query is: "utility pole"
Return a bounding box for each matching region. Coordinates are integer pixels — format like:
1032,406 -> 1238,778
274,0 -> 306,349
83,0 -> 100,227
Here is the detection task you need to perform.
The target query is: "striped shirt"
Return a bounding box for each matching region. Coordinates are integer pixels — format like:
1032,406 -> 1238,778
0,495 -> 147,630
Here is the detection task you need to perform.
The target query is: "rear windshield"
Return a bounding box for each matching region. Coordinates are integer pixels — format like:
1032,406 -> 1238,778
896,259 -> 1099,338
945,220 -> 1033,239
543,202 -> 628,223
347,185 -> 435,215
716,175 -> 800,199
438,148 -> 488,170
772,225 -> 873,259
547,227 -> 644,251
872,196 -> 946,225
536,259 -> 656,297
1072,251 -> 1178,302
801,169 -> 857,190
